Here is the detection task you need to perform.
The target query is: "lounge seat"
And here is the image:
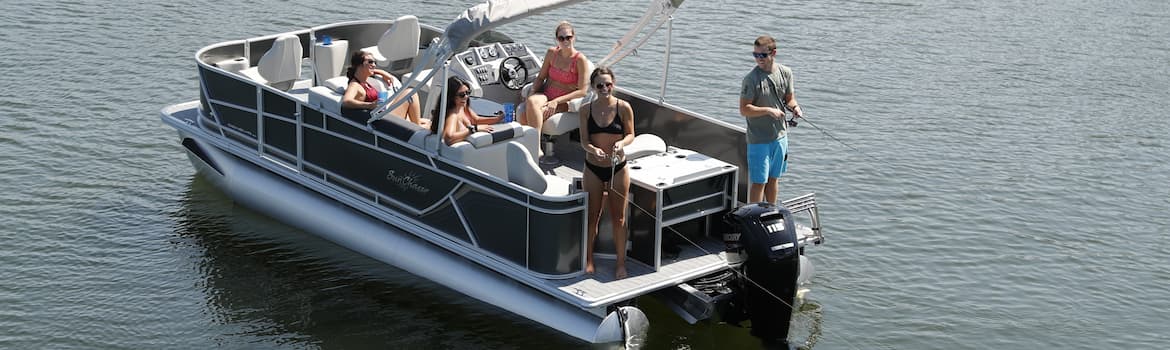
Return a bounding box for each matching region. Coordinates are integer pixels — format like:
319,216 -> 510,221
363,15 -> 420,72
307,76 -> 391,117
240,34 -> 303,91
306,76 -> 430,148
520,59 -> 596,137
506,141 -> 572,196
437,122 -> 538,180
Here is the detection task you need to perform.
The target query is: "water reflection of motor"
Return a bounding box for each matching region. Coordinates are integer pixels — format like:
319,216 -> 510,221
722,203 -> 800,347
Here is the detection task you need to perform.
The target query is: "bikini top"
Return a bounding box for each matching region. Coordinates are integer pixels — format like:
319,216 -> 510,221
546,50 -> 579,88
587,101 -> 624,135
353,79 -> 378,102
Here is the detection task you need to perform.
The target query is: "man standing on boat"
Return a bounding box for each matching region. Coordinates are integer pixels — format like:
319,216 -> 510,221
739,35 -> 803,205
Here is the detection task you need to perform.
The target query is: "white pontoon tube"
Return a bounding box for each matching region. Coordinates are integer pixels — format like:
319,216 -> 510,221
186,136 -> 642,344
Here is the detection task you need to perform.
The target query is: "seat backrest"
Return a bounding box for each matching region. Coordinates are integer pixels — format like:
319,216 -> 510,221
506,141 -> 547,194
439,123 -> 536,179
376,15 -> 420,70
257,34 -> 303,90
625,133 -> 668,159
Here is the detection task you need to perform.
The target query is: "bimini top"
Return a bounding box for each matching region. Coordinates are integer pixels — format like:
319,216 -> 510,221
440,0 -> 584,55
382,0 -> 685,122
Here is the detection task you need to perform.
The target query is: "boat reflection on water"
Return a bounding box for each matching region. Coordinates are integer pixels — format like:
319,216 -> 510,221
170,176 -> 579,348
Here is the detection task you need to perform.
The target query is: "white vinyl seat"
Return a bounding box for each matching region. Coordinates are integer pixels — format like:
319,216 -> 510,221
624,133 -> 668,159
240,34 -> 303,91
363,15 -> 420,72
506,141 -> 571,196
520,59 -> 595,164
520,59 -> 596,137
437,123 -> 538,180
307,76 -> 390,115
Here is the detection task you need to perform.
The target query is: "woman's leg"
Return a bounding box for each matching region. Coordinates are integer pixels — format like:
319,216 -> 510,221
390,87 -> 422,125
583,166 -> 605,275
522,93 -> 549,130
608,168 -> 631,279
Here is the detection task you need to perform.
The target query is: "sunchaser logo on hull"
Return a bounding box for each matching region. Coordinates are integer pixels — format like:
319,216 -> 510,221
386,170 -> 430,194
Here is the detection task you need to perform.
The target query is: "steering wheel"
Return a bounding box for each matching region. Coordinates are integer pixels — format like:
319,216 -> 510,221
498,56 -> 528,90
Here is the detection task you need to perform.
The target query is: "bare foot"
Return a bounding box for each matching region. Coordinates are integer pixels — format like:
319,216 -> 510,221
585,262 -> 595,275
615,266 -> 628,279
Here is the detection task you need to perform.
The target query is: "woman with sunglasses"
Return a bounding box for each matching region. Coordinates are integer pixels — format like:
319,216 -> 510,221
432,77 -> 504,145
520,21 -> 590,135
576,67 -> 634,279
341,50 -> 425,128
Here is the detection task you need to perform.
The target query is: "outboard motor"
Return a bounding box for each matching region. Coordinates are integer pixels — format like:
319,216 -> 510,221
723,203 -> 800,347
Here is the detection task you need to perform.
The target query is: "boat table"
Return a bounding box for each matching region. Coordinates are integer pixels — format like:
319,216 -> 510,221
625,148 -> 738,270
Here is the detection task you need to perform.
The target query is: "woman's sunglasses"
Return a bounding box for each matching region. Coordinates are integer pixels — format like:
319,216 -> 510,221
455,91 -> 472,98
594,82 -> 614,90
557,35 -> 573,42
364,58 -> 376,64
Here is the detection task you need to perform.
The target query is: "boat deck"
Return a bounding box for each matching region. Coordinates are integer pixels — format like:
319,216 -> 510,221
548,238 -> 728,308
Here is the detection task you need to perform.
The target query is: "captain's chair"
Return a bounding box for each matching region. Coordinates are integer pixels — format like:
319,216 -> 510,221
520,59 -> 595,164
363,15 -> 420,72
240,34 -> 303,91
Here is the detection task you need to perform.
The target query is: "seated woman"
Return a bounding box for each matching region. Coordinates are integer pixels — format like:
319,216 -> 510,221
577,67 -> 635,279
520,21 -> 589,134
341,50 -> 426,128
431,77 -> 504,145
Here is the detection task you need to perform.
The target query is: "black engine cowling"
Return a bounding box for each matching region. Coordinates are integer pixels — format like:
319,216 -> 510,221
723,203 -> 800,346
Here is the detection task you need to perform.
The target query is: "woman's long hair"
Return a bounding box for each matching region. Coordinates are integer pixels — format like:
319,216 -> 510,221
345,51 -> 367,81
431,76 -> 468,134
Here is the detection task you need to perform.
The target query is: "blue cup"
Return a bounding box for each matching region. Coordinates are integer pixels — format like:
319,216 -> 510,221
378,91 -> 388,103
322,34 -> 332,46
503,103 -> 515,123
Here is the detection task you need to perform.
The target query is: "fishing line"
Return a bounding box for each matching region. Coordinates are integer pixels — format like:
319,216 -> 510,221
792,114 -> 882,163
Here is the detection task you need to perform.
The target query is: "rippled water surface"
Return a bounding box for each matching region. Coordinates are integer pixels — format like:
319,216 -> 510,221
2,0 -> 1168,348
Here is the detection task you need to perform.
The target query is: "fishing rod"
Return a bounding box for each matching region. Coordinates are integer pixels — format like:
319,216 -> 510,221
789,113 -> 881,162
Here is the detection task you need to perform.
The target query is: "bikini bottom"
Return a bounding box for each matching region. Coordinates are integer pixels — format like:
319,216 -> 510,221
585,161 -> 628,183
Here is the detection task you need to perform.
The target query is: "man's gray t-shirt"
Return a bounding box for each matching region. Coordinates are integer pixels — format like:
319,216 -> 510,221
740,63 -> 794,144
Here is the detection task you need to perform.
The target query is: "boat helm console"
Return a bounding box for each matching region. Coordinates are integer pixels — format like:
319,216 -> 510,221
454,42 -> 539,89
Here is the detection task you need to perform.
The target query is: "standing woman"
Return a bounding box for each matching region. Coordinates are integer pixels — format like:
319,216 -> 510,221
577,67 -> 634,279
521,21 -> 590,134
341,50 -> 425,128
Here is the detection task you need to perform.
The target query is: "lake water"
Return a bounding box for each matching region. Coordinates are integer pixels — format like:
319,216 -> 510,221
2,0 -> 1168,348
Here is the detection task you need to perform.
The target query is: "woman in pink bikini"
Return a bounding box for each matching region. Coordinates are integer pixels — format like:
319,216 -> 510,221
520,21 -> 590,134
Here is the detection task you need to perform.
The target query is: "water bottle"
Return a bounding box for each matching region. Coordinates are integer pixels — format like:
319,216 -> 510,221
503,103 -> 515,123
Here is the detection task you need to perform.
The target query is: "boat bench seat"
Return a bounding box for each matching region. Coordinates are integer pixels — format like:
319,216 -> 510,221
308,77 -> 430,148
436,123 -> 539,181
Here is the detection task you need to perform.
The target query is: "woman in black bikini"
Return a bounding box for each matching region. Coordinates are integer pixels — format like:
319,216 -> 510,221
577,67 -> 635,279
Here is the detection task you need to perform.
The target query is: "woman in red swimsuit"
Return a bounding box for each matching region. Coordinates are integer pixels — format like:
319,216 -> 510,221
341,51 -> 425,128
520,21 -> 590,134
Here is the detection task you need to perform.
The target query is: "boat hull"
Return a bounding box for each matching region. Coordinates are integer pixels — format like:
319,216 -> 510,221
175,131 -> 635,344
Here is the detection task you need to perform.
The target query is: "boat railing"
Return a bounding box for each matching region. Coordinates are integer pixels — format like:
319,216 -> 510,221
190,26 -> 591,279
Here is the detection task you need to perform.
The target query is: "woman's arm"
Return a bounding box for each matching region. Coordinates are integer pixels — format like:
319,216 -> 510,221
617,99 -> 636,149
441,112 -> 472,145
531,48 -> 555,93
